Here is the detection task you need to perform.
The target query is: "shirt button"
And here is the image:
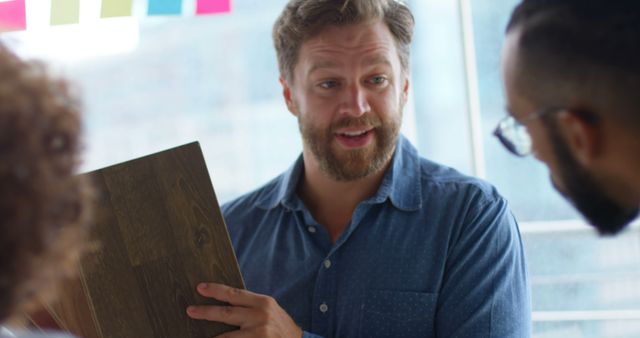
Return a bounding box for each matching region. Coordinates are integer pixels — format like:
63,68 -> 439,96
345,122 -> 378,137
307,226 -> 317,233
323,259 -> 332,269
319,302 -> 328,313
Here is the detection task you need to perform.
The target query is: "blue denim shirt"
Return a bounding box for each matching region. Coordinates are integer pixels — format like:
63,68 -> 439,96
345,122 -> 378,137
222,136 -> 531,338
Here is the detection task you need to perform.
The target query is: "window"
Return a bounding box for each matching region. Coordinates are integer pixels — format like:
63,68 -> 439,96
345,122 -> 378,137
3,0 -> 419,202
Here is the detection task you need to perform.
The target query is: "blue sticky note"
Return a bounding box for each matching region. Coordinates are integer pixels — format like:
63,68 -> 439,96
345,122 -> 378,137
148,0 -> 183,15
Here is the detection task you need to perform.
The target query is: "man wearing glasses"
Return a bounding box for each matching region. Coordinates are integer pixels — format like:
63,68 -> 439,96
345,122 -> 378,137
496,0 -> 640,235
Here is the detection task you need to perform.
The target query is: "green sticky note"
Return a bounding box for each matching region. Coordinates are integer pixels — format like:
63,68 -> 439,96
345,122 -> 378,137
51,0 -> 80,25
101,0 -> 133,18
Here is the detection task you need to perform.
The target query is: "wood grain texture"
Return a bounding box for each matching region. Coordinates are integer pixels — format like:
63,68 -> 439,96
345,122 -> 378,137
47,272 -> 100,337
48,142 -> 245,338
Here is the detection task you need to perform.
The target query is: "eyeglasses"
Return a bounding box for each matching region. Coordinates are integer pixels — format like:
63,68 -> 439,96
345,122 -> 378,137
493,107 -> 562,157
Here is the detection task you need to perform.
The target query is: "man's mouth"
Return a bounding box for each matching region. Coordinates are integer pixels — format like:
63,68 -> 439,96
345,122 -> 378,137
337,129 -> 372,138
334,128 -> 375,148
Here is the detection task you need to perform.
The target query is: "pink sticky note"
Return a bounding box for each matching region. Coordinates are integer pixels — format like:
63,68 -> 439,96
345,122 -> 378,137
196,0 -> 231,15
0,0 -> 27,32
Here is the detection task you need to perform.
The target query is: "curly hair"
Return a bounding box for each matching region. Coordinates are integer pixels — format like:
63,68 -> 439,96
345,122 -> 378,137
0,44 -> 92,323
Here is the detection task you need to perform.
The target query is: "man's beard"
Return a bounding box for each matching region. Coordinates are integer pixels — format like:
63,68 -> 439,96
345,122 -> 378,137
545,120 -> 639,235
298,110 -> 401,182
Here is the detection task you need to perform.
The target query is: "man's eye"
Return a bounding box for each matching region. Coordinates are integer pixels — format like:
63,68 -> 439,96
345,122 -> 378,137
368,76 -> 388,85
319,80 -> 338,89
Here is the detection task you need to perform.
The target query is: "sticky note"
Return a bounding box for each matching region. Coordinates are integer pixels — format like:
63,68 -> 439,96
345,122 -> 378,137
51,0 -> 80,25
148,0 -> 183,16
196,0 -> 231,15
101,0 -> 133,18
0,0 -> 26,32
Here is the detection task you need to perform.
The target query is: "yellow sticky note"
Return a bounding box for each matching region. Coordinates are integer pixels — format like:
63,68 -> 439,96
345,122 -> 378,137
51,0 -> 80,25
101,0 -> 133,18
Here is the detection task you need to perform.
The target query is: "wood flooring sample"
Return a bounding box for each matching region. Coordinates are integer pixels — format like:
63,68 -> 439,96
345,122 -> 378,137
50,142 -> 245,338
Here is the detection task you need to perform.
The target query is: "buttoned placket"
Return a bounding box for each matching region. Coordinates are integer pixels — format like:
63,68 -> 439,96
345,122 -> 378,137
307,202 -> 375,336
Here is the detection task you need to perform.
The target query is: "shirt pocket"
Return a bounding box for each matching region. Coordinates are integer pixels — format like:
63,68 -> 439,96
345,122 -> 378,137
359,290 -> 438,338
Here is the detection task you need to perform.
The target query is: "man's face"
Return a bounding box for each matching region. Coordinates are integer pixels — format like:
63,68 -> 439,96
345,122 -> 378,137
501,30 -> 638,234
281,20 -> 409,181
544,121 -> 638,234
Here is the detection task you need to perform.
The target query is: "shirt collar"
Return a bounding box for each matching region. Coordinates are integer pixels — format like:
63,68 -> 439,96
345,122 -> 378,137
255,135 -> 422,211
255,154 -> 305,211
366,135 -> 422,211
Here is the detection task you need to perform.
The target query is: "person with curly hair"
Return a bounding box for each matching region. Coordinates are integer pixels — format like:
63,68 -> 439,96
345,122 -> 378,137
0,44 -> 92,338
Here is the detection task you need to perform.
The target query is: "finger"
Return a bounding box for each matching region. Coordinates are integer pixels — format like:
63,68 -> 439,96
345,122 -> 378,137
186,304 -> 251,327
196,283 -> 265,308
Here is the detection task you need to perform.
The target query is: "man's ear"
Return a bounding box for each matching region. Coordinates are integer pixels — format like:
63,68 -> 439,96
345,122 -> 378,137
402,76 -> 410,104
279,76 -> 298,116
556,110 -> 601,166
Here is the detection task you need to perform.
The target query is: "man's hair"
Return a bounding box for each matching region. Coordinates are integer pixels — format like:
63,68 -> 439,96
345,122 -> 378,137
273,0 -> 414,83
0,44 -> 92,322
506,0 -> 640,125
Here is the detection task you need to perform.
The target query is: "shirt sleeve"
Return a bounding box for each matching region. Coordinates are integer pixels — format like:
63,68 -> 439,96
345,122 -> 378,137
302,331 -> 325,338
435,195 -> 532,338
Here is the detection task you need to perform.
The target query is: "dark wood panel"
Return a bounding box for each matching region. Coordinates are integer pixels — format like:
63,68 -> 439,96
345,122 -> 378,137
102,156 -> 177,267
76,171 -> 155,338
46,142 -> 244,338
154,143 -> 244,289
47,272 -> 100,338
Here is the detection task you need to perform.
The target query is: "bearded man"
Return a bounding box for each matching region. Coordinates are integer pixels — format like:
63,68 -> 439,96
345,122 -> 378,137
187,1 -> 531,337
497,0 -> 640,235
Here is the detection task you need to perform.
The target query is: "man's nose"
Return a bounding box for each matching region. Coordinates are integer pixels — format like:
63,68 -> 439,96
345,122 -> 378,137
339,83 -> 371,117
